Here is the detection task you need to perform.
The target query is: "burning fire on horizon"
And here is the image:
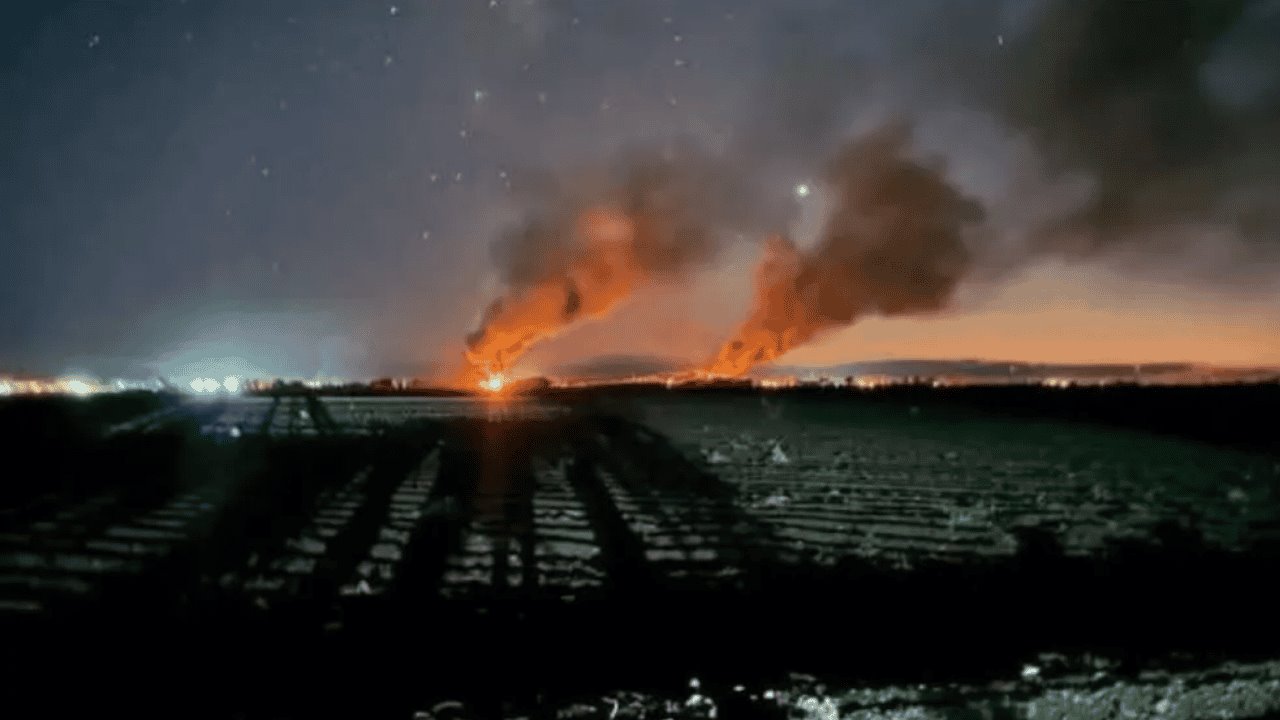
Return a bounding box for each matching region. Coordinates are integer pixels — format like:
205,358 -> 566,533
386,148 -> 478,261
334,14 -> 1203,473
462,123 -> 985,392
455,0 -> 1280,394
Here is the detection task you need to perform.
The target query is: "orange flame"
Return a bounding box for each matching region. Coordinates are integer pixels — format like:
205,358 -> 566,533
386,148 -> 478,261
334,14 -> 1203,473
479,372 -> 506,393
705,235 -> 811,376
460,124 -> 982,386
705,125 -> 982,377
461,206 -> 649,385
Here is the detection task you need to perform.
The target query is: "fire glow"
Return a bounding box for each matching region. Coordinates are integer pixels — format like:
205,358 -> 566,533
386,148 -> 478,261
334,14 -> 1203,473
462,207 -> 645,387
459,124 -> 985,392
480,373 -> 507,394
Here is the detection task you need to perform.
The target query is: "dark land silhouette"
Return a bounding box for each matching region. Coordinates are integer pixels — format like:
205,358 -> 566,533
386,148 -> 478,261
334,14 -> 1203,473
2,385 -> 1278,717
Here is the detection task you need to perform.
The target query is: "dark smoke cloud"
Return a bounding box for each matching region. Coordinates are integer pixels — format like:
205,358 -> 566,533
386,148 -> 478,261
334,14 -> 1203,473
729,0 -> 1280,265
464,0 -> 1280,380
460,140 -> 801,379
708,122 -> 987,375
463,2 -> 875,375
820,123 -> 985,314
491,141 -> 796,291
1001,0 -> 1280,252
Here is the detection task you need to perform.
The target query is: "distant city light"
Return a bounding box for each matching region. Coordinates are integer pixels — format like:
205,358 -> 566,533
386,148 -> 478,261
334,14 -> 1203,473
223,376 -> 242,393
793,183 -> 812,199
0,377 -> 105,396
189,377 -> 222,394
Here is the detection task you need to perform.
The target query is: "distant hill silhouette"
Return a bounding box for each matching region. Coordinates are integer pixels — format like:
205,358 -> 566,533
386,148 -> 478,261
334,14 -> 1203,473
546,356 -> 1278,384
766,359 -> 1278,383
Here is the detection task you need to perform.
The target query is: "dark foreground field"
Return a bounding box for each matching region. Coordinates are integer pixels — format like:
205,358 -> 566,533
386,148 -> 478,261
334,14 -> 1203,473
2,386 -> 1278,719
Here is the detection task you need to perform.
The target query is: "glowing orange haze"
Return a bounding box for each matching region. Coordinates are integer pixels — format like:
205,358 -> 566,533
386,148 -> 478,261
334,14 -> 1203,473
460,207 -> 649,388
457,123 -> 1280,390
461,124 -> 991,387
786,263 -> 1280,368
707,126 -> 981,375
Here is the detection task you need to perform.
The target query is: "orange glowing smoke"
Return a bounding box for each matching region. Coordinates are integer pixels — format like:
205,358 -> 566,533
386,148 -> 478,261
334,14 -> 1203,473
461,207 -> 648,384
461,144 -> 771,388
706,124 -> 984,376
705,234 -> 810,376
461,123 -> 986,386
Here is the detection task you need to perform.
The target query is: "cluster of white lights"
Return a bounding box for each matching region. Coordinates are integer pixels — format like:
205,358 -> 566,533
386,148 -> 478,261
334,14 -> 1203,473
0,377 -> 100,397
188,377 -> 242,394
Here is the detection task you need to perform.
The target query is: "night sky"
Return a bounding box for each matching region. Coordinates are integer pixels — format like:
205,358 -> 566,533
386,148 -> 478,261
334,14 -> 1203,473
2,0 -> 1278,383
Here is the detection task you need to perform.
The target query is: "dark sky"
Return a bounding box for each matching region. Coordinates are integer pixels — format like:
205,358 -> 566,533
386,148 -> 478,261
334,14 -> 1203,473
2,0 -> 1278,381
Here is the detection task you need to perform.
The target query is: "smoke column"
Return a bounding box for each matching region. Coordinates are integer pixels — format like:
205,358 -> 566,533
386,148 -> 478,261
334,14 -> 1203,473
463,206 -> 653,381
706,124 -> 985,376
460,145 -> 793,385
996,0 -> 1280,258
459,0 -> 1279,387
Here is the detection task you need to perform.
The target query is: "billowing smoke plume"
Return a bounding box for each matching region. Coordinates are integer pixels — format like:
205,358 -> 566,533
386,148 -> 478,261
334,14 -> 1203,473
460,0 -> 1280,386
462,145 -> 794,384
1000,0 -> 1280,253
706,124 -> 985,376
459,3 -> 870,386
